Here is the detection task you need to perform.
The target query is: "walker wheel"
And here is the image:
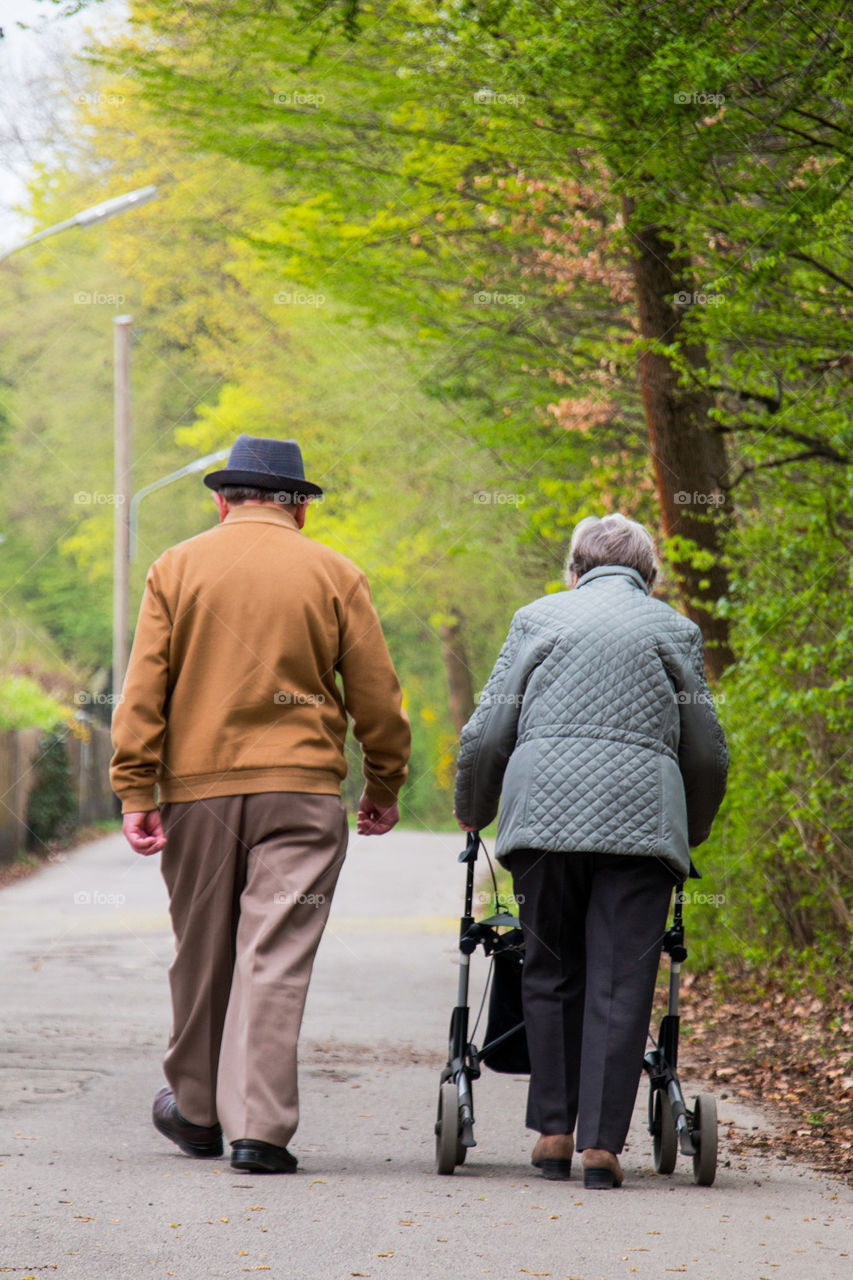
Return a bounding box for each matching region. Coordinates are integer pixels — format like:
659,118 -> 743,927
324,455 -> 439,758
435,1079 -> 460,1175
652,1088 -> 677,1174
691,1093 -> 718,1186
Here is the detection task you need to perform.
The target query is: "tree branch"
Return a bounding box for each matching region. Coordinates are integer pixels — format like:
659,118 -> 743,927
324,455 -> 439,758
790,251 -> 853,294
727,447 -> 849,490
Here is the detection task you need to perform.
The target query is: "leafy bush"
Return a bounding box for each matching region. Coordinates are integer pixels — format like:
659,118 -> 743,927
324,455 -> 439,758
26,727 -> 77,851
0,675 -> 70,731
690,477 -> 853,984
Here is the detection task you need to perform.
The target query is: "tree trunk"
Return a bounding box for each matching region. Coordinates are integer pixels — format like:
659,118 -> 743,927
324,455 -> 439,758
438,615 -> 476,735
622,197 -> 734,678
617,198 -> 732,675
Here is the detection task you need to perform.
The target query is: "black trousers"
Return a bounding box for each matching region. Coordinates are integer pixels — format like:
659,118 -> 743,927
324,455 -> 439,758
506,849 -> 679,1154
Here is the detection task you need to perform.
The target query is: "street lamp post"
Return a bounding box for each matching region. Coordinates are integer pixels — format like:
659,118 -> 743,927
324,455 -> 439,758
129,449 -> 230,559
113,317 -> 133,702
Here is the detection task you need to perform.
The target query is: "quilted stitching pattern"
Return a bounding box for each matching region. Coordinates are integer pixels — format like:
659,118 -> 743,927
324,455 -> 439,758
454,567 -> 728,876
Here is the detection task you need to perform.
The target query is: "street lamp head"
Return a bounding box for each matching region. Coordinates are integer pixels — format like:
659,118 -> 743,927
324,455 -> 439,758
0,184 -> 159,263
73,185 -> 158,229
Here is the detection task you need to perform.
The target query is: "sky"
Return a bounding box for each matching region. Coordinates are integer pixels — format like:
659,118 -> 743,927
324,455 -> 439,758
0,0 -> 126,252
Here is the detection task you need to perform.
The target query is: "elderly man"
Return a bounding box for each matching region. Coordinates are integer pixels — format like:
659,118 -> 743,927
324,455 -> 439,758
111,434 -> 410,1174
454,513 -> 727,1189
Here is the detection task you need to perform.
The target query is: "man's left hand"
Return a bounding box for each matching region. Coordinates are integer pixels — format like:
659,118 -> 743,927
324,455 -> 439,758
123,810 -> 167,856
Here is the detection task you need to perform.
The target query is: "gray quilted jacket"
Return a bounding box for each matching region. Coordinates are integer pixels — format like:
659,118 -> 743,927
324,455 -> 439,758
454,566 -> 728,878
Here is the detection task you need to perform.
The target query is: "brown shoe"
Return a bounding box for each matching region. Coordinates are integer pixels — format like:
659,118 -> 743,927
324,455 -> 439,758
152,1086 -> 223,1158
581,1147 -> 623,1189
531,1133 -> 574,1181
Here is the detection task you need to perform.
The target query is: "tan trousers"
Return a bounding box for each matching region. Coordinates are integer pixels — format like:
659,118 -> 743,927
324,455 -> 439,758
159,792 -> 348,1148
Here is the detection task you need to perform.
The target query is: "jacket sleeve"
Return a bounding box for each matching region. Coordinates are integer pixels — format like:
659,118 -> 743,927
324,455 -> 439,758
109,561 -> 173,813
672,628 -> 729,846
454,613 -> 547,831
337,573 -> 411,807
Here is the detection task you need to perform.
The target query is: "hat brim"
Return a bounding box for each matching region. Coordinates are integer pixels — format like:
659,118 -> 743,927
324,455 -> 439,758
204,468 -> 323,497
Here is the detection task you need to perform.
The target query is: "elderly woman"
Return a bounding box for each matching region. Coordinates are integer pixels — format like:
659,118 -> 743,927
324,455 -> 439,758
454,513 -> 728,1189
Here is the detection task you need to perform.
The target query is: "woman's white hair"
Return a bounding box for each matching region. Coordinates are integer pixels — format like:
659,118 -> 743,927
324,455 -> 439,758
566,513 -> 659,588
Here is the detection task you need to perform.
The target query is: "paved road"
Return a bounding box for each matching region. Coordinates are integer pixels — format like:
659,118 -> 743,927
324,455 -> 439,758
1,827 -> 850,1280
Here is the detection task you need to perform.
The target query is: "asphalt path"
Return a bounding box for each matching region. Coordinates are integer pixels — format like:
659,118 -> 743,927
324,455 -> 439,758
1,826 -> 850,1279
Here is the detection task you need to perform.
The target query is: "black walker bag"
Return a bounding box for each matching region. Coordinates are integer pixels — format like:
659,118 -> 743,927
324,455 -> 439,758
482,946 -> 531,1074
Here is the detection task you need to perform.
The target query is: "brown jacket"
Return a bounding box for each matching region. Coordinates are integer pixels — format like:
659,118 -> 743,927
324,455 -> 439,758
110,504 -> 410,813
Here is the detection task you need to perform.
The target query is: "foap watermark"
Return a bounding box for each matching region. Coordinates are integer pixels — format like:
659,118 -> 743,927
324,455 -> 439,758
674,290 -> 725,308
73,889 -> 126,907
473,490 -> 525,506
274,691 -> 326,705
475,890 -> 525,907
274,290 -> 326,307
75,92 -> 125,107
478,691 -> 523,708
74,291 -> 127,306
272,89 -> 325,107
677,889 -> 726,908
676,690 -> 725,707
474,290 -> 525,308
74,690 -> 123,708
273,490 -> 325,505
75,491 -> 125,505
473,89 -> 526,107
673,91 -> 725,107
673,490 -> 725,507
273,891 -> 326,906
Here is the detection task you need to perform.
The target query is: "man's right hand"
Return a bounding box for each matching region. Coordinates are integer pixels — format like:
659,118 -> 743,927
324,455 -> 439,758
122,810 -> 167,856
357,791 -> 400,836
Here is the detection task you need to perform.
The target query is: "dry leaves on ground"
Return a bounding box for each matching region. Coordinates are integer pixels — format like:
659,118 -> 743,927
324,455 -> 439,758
677,970 -> 853,1184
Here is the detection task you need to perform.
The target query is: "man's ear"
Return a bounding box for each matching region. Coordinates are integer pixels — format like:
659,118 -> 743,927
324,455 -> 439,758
294,500 -> 308,530
214,492 -> 229,523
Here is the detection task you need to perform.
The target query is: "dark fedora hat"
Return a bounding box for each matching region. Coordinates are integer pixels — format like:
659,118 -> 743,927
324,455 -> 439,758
204,434 -> 323,497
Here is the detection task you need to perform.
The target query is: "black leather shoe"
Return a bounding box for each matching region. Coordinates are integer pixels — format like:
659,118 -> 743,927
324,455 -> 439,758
152,1086 -> 223,1158
231,1139 -> 298,1174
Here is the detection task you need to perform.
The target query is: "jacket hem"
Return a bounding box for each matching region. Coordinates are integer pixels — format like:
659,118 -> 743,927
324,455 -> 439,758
157,767 -> 343,804
495,838 -> 690,878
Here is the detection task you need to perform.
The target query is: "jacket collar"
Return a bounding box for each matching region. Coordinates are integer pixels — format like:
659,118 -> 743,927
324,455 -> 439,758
575,564 -> 650,595
222,504 -> 301,532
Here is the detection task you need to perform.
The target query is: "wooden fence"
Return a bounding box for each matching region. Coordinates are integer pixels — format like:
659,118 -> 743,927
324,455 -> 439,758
0,724 -> 116,865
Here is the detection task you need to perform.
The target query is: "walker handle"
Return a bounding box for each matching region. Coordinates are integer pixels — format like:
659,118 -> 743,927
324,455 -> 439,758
458,830 -> 480,864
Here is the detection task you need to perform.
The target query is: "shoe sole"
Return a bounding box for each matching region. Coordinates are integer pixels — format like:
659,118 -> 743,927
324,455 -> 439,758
535,1158 -> 573,1181
583,1167 -> 621,1189
231,1146 -> 297,1174
231,1156 -> 297,1174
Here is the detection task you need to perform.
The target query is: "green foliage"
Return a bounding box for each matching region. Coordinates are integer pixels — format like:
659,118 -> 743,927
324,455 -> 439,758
690,471 -> 853,974
0,676 -> 70,732
3,0 -> 853,979
25,727 -> 77,850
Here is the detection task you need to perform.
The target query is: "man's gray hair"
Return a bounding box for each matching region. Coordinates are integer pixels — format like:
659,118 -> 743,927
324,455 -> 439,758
566,513 -> 659,588
217,485 -> 299,507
